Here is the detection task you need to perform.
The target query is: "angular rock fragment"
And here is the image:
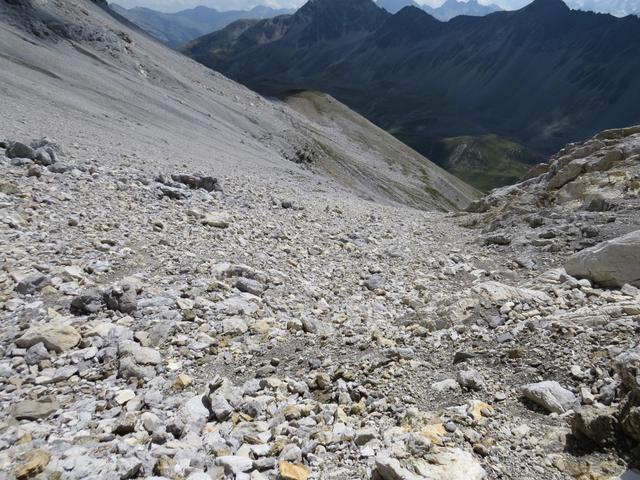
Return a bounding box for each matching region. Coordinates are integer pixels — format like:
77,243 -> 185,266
16,324 -> 81,352
235,277 -> 265,296
14,449 -> 51,480
118,340 -> 161,365
171,173 -> 221,192
159,185 -> 189,200
6,141 -> 35,160
522,381 -> 577,414
13,399 -> 59,420
118,357 -> 156,380
104,281 -> 138,313
71,288 -> 104,314
365,274 -> 385,291
456,369 -> 485,391
301,317 -> 335,336
279,461 -> 311,480
222,316 -> 248,336
216,456 -> 253,475
375,448 -> 486,480
24,342 -> 50,365
14,273 -> 50,295
570,405 -> 618,446
202,212 -> 231,228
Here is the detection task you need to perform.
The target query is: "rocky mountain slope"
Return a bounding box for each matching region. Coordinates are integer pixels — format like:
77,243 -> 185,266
183,0 -> 640,191
1,0 -> 640,480
0,0 -> 475,212
2,118 -> 640,480
109,4 -> 295,49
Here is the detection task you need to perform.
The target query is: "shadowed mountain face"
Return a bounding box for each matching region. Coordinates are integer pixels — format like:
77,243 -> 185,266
182,0 -> 640,190
109,3 -> 294,48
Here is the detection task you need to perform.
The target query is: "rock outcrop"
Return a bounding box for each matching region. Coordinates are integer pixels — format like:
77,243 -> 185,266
565,230 -> 640,288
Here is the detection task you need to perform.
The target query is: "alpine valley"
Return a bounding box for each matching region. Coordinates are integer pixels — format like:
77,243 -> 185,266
1,0 -> 640,480
183,0 -> 640,190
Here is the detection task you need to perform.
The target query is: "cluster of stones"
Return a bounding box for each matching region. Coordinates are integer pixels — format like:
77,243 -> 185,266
1,137 -> 639,479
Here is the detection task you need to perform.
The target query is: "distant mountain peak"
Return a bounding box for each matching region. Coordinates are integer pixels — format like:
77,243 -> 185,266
377,0 -> 420,14
294,0 -> 389,39
522,0 -> 571,13
298,0 -> 384,15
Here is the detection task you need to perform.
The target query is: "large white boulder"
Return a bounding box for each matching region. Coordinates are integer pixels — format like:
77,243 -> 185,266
375,449 -> 486,480
522,381 -> 577,414
565,230 -> 640,288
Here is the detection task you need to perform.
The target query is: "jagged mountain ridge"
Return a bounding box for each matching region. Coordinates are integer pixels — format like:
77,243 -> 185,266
109,3 -> 295,48
182,0 -> 640,190
377,0 -> 421,13
378,0 -> 502,20
422,0 -> 502,21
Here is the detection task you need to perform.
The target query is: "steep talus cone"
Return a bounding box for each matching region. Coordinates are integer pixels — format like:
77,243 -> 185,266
565,230 -> 640,288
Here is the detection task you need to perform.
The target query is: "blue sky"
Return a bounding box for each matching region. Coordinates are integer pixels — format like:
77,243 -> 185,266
113,0 -> 535,13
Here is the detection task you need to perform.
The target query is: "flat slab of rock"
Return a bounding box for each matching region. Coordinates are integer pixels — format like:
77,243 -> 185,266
119,340 -> 161,365
13,399 -> 59,420
565,230 -> 640,288
16,324 -> 81,352
522,381 -> 577,414
473,281 -> 552,305
202,212 -> 231,228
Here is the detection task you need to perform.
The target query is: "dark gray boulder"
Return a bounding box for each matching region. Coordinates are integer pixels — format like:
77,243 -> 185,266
6,141 -> 35,159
